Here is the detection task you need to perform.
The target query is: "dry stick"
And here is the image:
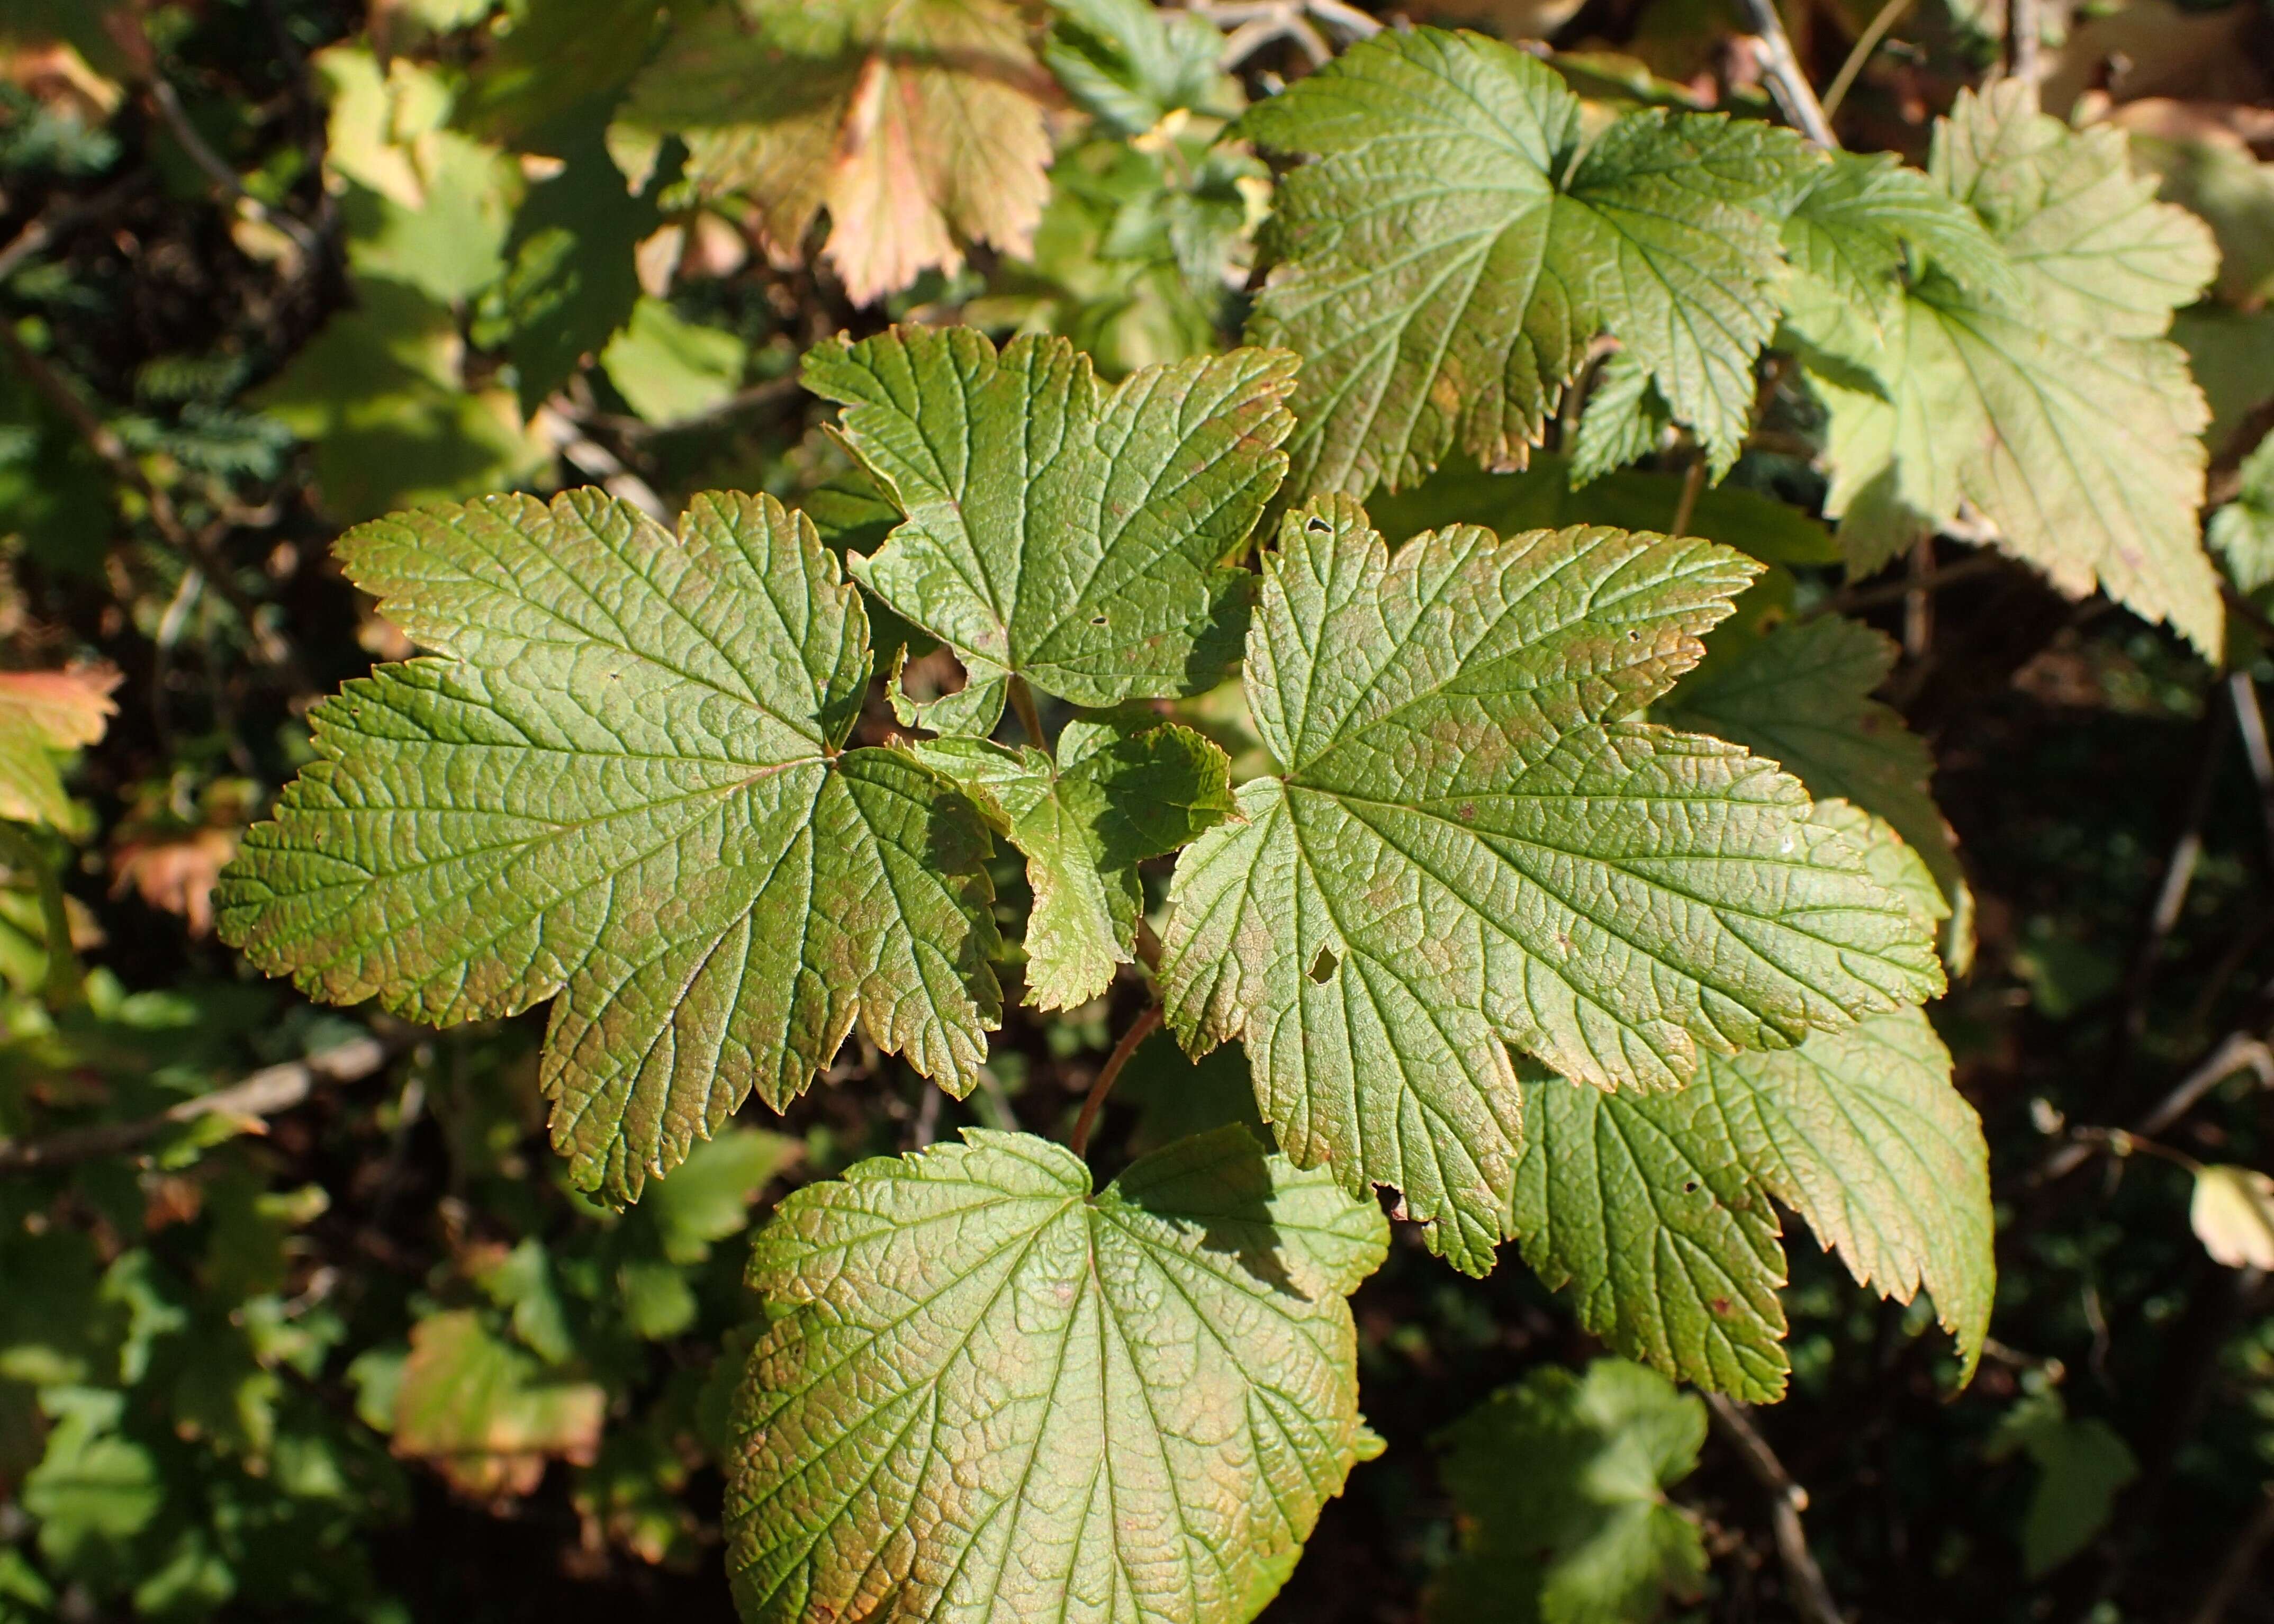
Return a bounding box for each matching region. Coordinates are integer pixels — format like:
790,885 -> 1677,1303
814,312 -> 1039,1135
1737,0 -> 1839,149
0,321 -> 306,685
1819,0 -> 1915,120
2035,1027 -> 2274,1187
2008,0 -> 2043,82
1670,452 -> 1708,537
1815,553 -> 2002,616
1070,1005 -> 1163,1158
1902,536 -> 1935,658
2227,671 -> 2274,867
0,1035 -> 395,1174
2189,1487 -> 2274,1624
145,75 -> 322,258
1706,1395 -> 1845,1624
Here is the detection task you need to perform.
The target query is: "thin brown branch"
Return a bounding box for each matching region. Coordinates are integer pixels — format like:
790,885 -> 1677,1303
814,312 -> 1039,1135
1820,0 -> 1914,120
1737,0 -> 1839,148
1670,453 -> 1707,537
2227,672 -> 2274,868
1706,1394 -> 1845,1624
1007,675 -> 1047,749
1070,1004 -> 1162,1158
145,75 -> 321,257
0,1034 -> 397,1174
1815,553 -> 2003,616
2189,1487 -> 2274,1624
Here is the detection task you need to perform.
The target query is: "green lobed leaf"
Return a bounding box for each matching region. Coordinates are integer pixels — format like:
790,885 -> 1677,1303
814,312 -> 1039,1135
724,1125 -> 1386,1624
806,326 -> 1296,723
1240,28 -> 1817,499
1776,148 -> 2023,380
1044,0 -> 1234,138
1658,615 -> 1966,955
388,1309 -> 604,1499
1161,495 -> 1943,1274
917,717 -> 1233,1011
1810,83 -> 2223,655
1989,1391 -> 2139,1577
216,489 -> 1003,1202
1513,988 -> 1990,1401
1429,1359 -> 1708,1624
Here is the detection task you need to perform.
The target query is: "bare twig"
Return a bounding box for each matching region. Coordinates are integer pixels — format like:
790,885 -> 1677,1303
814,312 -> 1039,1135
1814,553 -> 2002,616
1820,0 -> 1915,121
1707,1394 -> 1845,1624
2008,0 -> 2043,82
0,1034 -> 396,1174
2189,1487 -> 2274,1624
539,413 -> 670,520
1008,675 -> 1047,749
1903,536 -> 1935,658
2034,1027 -> 2274,1186
1737,0 -> 1839,148
1070,1005 -> 1163,1157
2227,673 -> 2274,869
145,76 -> 321,258
1670,453 -> 1707,537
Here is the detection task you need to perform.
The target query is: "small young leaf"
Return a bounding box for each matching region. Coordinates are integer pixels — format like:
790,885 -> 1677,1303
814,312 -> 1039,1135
725,1126 -> 1386,1624
806,326 -> 1296,719
1045,0 -> 1234,138
1429,1359 -> 1708,1624
917,719 -> 1233,1011
1242,28 -> 1817,498
1989,1392 -> 2138,1577
216,490 -> 1003,1202
1162,496 -> 1943,1274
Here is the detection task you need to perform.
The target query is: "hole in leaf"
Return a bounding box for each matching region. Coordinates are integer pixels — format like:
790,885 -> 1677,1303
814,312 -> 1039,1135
1308,946 -> 1338,982
1306,515 -> 1331,535
1090,615 -> 1108,627
1683,1179 -> 1699,1193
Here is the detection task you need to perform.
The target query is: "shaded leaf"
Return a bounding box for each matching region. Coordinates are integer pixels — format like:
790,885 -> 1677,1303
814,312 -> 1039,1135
390,1310 -> 604,1499
725,1126 -> 1386,1624
2210,431 -> 2274,594
1429,1359 -> 1707,1624
216,490 -> 1001,1201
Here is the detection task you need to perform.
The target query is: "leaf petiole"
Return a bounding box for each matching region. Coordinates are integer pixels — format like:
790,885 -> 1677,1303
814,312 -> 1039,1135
1069,1003 -> 1161,1157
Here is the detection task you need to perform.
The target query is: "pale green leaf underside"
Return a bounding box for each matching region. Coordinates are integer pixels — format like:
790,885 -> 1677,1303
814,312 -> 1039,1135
1815,82 -> 2221,655
916,719 -> 1233,1010
1661,615 -> 1963,916
1242,27 -> 1815,498
725,1126 -> 1387,1624
215,489 -> 1002,1202
805,325 -> 1295,711
1512,1003 -> 1992,1401
1430,1359 -> 1707,1623
1162,497 -> 1943,1276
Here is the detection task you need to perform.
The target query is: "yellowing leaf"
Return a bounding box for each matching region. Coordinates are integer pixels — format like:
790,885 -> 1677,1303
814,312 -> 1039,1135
1809,83 -> 2223,656
619,0 -> 1052,305
391,1310 -> 604,1500
2191,1163 -> 2274,1270
0,664 -> 119,829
